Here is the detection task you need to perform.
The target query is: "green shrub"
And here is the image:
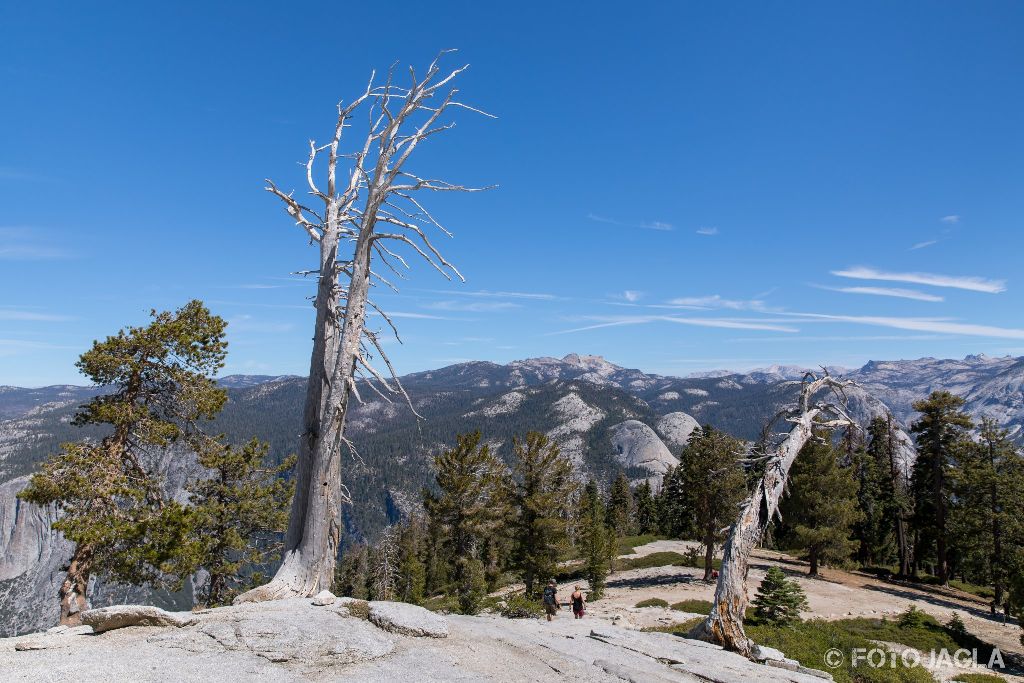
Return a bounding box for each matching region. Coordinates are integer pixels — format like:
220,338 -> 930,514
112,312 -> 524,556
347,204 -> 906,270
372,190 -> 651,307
616,551 -> 687,571
951,674 -> 1006,683
946,612 -> 967,635
635,597 -> 669,608
752,567 -> 808,625
897,605 -> 930,629
501,593 -> 543,619
345,599 -> 370,619
670,599 -> 714,614
616,534 -> 663,555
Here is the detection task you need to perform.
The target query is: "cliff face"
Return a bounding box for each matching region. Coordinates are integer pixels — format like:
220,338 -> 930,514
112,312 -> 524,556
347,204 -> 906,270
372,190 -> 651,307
0,476 -> 69,637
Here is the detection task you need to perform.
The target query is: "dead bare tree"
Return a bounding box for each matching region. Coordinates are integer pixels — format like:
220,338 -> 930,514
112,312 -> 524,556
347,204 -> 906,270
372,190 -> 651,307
688,371 -> 857,657
235,52 -> 493,603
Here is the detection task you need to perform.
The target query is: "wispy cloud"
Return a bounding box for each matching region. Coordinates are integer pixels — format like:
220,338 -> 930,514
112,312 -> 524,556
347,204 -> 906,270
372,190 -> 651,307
831,266 -> 1006,293
665,295 -> 766,310
424,300 -> 521,313
791,312 -> 1024,339
0,227 -> 73,260
0,308 -> 74,321
813,285 -> 944,303
227,315 -> 294,333
420,289 -> 557,301
372,311 -> 453,320
695,226 -> 719,236
548,314 -> 798,335
0,338 -> 79,357
617,290 -> 643,302
587,213 -> 674,232
0,167 -> 50,182
910,240 -> 938,250
940,215 -> 960,224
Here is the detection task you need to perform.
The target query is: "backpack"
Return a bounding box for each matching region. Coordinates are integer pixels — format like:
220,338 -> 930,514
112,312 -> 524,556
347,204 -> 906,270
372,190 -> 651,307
542,586 -> 556,605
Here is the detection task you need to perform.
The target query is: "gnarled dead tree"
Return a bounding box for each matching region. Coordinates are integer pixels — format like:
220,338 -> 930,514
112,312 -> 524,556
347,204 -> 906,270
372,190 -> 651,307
236,52 -> 492,603
688,371 -> 857,657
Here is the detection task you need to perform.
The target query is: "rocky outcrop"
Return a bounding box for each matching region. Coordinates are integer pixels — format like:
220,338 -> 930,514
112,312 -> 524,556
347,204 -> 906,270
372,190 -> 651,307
608,420 -> 679,485
81,605 -> 197,633
367,601 -> 449,638
0,476 -> 70,637
0,600 -> 830,682
655,412 -> 699,451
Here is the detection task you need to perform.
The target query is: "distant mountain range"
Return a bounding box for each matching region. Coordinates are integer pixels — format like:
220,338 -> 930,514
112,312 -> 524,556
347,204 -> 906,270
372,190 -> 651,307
1,352 -> 1022,635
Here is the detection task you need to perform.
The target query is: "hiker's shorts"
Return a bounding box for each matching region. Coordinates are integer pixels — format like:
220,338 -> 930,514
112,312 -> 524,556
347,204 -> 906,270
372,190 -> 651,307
545,603 -> 558,616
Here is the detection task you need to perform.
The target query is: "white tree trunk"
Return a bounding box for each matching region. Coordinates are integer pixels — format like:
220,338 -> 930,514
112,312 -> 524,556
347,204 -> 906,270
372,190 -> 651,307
689,374 -> 854,656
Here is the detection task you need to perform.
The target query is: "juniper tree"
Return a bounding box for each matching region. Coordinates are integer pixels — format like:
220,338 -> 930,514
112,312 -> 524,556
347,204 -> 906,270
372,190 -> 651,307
579,480 -> 610,599
423,432 -> 508,613
780,432 -> 862,575
752,566 -> 808,625
182,438 -> 295,607
509,432 -> 575,596
20,301 -> 227,625
677,425 -> 747,581
910,391 -> 972,584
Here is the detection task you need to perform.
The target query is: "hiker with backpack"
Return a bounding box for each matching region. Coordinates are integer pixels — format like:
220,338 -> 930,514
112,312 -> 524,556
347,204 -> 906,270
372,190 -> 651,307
542,579 -> 559,621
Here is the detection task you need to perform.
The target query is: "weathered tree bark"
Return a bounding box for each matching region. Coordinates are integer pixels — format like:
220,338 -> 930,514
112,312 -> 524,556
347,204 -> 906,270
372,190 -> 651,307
235,53 -> 491,603
688,373 -> 855,657
59,545 -> 91,626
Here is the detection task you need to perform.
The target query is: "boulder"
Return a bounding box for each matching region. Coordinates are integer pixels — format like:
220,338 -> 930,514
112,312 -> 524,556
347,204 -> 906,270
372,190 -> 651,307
311,590 -> 336,606
367,601 -> 449,638
607,420 -> 679,483
81,605 -> 197,633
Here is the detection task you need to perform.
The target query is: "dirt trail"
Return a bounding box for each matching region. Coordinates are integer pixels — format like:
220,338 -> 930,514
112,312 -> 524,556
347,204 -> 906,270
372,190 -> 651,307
540,539 -> 1021,679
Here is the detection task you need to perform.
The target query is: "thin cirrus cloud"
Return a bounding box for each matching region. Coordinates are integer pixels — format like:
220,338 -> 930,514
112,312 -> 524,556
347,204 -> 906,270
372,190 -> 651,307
790,313 -> 1024,340
940,215 -> 960,224
0,308 -> 74,322
586,213 -> 673,232
419,288 -> 557,301
664,295 -> 765,310
0,228 -> 73,260
423,300 -> 521,313
695,226 -> 719,236
909,240 -> 938,250
831,266 -> 1006,294
547,315 -> 799,335
813,285 -> 944,303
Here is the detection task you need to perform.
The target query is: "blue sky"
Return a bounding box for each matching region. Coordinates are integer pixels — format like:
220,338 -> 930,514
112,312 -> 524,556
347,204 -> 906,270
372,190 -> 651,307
2,2 -> 1023,386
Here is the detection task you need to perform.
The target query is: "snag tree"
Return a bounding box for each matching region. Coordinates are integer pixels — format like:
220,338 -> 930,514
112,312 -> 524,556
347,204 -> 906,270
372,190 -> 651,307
688,372 -> 856,656
237,53 -> 492,602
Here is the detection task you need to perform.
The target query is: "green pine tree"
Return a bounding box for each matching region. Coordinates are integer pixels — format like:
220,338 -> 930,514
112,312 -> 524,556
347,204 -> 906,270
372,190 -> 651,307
509,432 -> 576,597
605,472 -> 634,536
20,300 -> 228,625
423,432 -> 508,613
951,418 -> 1024,612
752,566 -> 808,625
677,425 -> 747,581
395,518 -> 427,604
780,432 -> 862,575
181,438 -> 295,606
333,542 -> 370,599
632,480 -> 658,535
910,391 -> 972,584
579,480 -> 610,599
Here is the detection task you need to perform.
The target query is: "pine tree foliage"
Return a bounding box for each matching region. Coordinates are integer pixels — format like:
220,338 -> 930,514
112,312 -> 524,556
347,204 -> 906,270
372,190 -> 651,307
423,432 -> 509,613
19,300 -> 228,623
779,431 -> 862,575
910,391 -> 972,584
395,517 -> 427,605
579,479 -> 610,599
509,432 -> 576,596
752,566 -> 808,625
183,438 -> 295,606
676,425 -> 747,580
605,472 -> 634,536
632,480 -> 658,535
